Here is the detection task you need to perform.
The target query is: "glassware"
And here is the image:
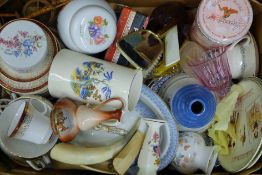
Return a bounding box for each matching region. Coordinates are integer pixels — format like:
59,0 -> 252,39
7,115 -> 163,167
184,47 -> 232,97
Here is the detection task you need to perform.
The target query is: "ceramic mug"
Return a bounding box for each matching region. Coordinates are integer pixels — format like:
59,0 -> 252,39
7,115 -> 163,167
7,99 -> 52,144
226,33 -> 259,79
48,49 -> 143,111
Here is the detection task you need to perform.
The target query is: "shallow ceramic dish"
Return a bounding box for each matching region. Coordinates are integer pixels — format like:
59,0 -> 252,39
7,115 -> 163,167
218,78 -> 262,172
57,0 -> 116,52
71,85 -> 178,170
0,96 -> 57,159
0,20 -> 48,72
0,18 -> 58,82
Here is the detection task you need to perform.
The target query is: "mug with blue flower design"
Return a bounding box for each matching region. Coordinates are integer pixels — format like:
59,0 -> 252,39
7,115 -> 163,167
48,49 -> 143,111
0,19 -> 48,72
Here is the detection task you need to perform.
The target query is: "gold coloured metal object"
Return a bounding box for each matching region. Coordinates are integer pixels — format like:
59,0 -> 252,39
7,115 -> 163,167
116,21 -> 177,77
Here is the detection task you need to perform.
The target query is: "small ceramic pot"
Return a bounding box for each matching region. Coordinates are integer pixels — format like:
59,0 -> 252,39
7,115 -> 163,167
57,0 -> 116,54
171,132 -> 218,175
190,0 -> 253,48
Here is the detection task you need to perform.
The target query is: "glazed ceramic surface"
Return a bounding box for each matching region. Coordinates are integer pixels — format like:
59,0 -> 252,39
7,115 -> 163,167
57,0 -> 116,52
0,20 -> 48,71
218,78 -> 262,172
137,118 -> 166,175
227,32 -> 259,79
0,19 -> 58,95
0,96 -> 57,159
172,132 -> 217,175
70,5 -> 116,54
192,0 -> 253,47
7,100 -> 52,145
71,85 -> 178,170
158,73 -> 199,104
48,49 -> 142,111
135,85 -> 178,170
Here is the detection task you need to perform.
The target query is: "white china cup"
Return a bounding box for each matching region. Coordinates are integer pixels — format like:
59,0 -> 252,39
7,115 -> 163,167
7,99 -> 52,144
57,0 -> 116,53
226,33 -> 259,79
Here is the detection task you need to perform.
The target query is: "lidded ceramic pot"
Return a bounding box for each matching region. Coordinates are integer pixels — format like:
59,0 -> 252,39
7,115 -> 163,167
171,132 -> 218,175
0,20 -> 48,72
57,0 -> 117,54
190,0 -> 253,48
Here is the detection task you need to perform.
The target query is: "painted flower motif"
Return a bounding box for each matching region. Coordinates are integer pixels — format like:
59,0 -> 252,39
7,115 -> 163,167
88,16 -> 109,45
0,30 -> 44,58
94,16 -> 103,27
71,61 -> 113,102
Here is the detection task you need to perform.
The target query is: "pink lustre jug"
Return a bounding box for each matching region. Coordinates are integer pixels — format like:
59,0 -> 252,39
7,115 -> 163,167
50,97 -> 124,142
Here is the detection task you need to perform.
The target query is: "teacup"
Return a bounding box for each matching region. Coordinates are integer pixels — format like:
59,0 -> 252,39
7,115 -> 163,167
226,33 -> 259,79
48,49 -> 143,111
7,99 -> 52,144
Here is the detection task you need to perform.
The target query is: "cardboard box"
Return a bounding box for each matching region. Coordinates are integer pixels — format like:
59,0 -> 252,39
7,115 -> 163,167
0,0 -> 262,174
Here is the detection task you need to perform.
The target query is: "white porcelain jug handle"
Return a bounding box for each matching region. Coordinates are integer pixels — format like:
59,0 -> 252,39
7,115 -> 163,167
227,35 -> 250,51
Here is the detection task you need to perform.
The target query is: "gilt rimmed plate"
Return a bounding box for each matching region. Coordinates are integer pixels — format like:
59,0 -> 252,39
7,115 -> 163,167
218,78 -> 262,172
0,18 -> 58,82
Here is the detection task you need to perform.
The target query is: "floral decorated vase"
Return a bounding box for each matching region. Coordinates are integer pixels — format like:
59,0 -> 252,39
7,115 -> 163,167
171,132 -> 218,175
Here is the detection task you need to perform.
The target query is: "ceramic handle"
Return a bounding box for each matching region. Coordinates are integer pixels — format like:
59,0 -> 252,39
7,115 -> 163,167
227,36 -> 250,51
94,97 -> 125,111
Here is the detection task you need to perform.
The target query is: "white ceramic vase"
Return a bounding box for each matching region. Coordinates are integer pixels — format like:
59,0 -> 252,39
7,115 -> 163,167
171,132 -> 218,175
137,118 -> 166,175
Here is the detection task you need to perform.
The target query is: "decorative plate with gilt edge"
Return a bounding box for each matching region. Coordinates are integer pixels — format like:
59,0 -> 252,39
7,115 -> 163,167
218,78 -> 262,172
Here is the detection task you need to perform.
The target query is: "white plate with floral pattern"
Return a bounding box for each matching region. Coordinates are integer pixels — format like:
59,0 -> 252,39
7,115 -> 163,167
218,78 -> 262,172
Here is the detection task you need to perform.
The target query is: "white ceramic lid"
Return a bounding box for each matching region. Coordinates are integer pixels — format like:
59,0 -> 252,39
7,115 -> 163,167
197,0 -> 253,44
70,5 -> 116,54
0,20 -> 48,71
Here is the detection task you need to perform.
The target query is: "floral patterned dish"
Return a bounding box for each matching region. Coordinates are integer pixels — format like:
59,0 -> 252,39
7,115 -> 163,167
218,78 -> 262,172
0,20 -> 48,71
0,18 -> 58,82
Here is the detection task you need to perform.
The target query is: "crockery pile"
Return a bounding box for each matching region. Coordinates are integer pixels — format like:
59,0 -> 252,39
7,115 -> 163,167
0,0 -> 261,175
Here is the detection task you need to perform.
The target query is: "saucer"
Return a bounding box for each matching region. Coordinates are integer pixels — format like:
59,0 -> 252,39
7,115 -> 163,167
218,78 -> 262,172
0,96 -> 57,159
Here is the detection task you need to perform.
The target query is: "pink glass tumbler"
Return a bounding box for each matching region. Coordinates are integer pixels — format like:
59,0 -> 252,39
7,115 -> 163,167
187,47 -> 232,97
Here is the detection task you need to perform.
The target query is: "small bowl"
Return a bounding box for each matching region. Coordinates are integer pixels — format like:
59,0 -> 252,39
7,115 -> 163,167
57,0 -> 116,53
0,20 -> 48,72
